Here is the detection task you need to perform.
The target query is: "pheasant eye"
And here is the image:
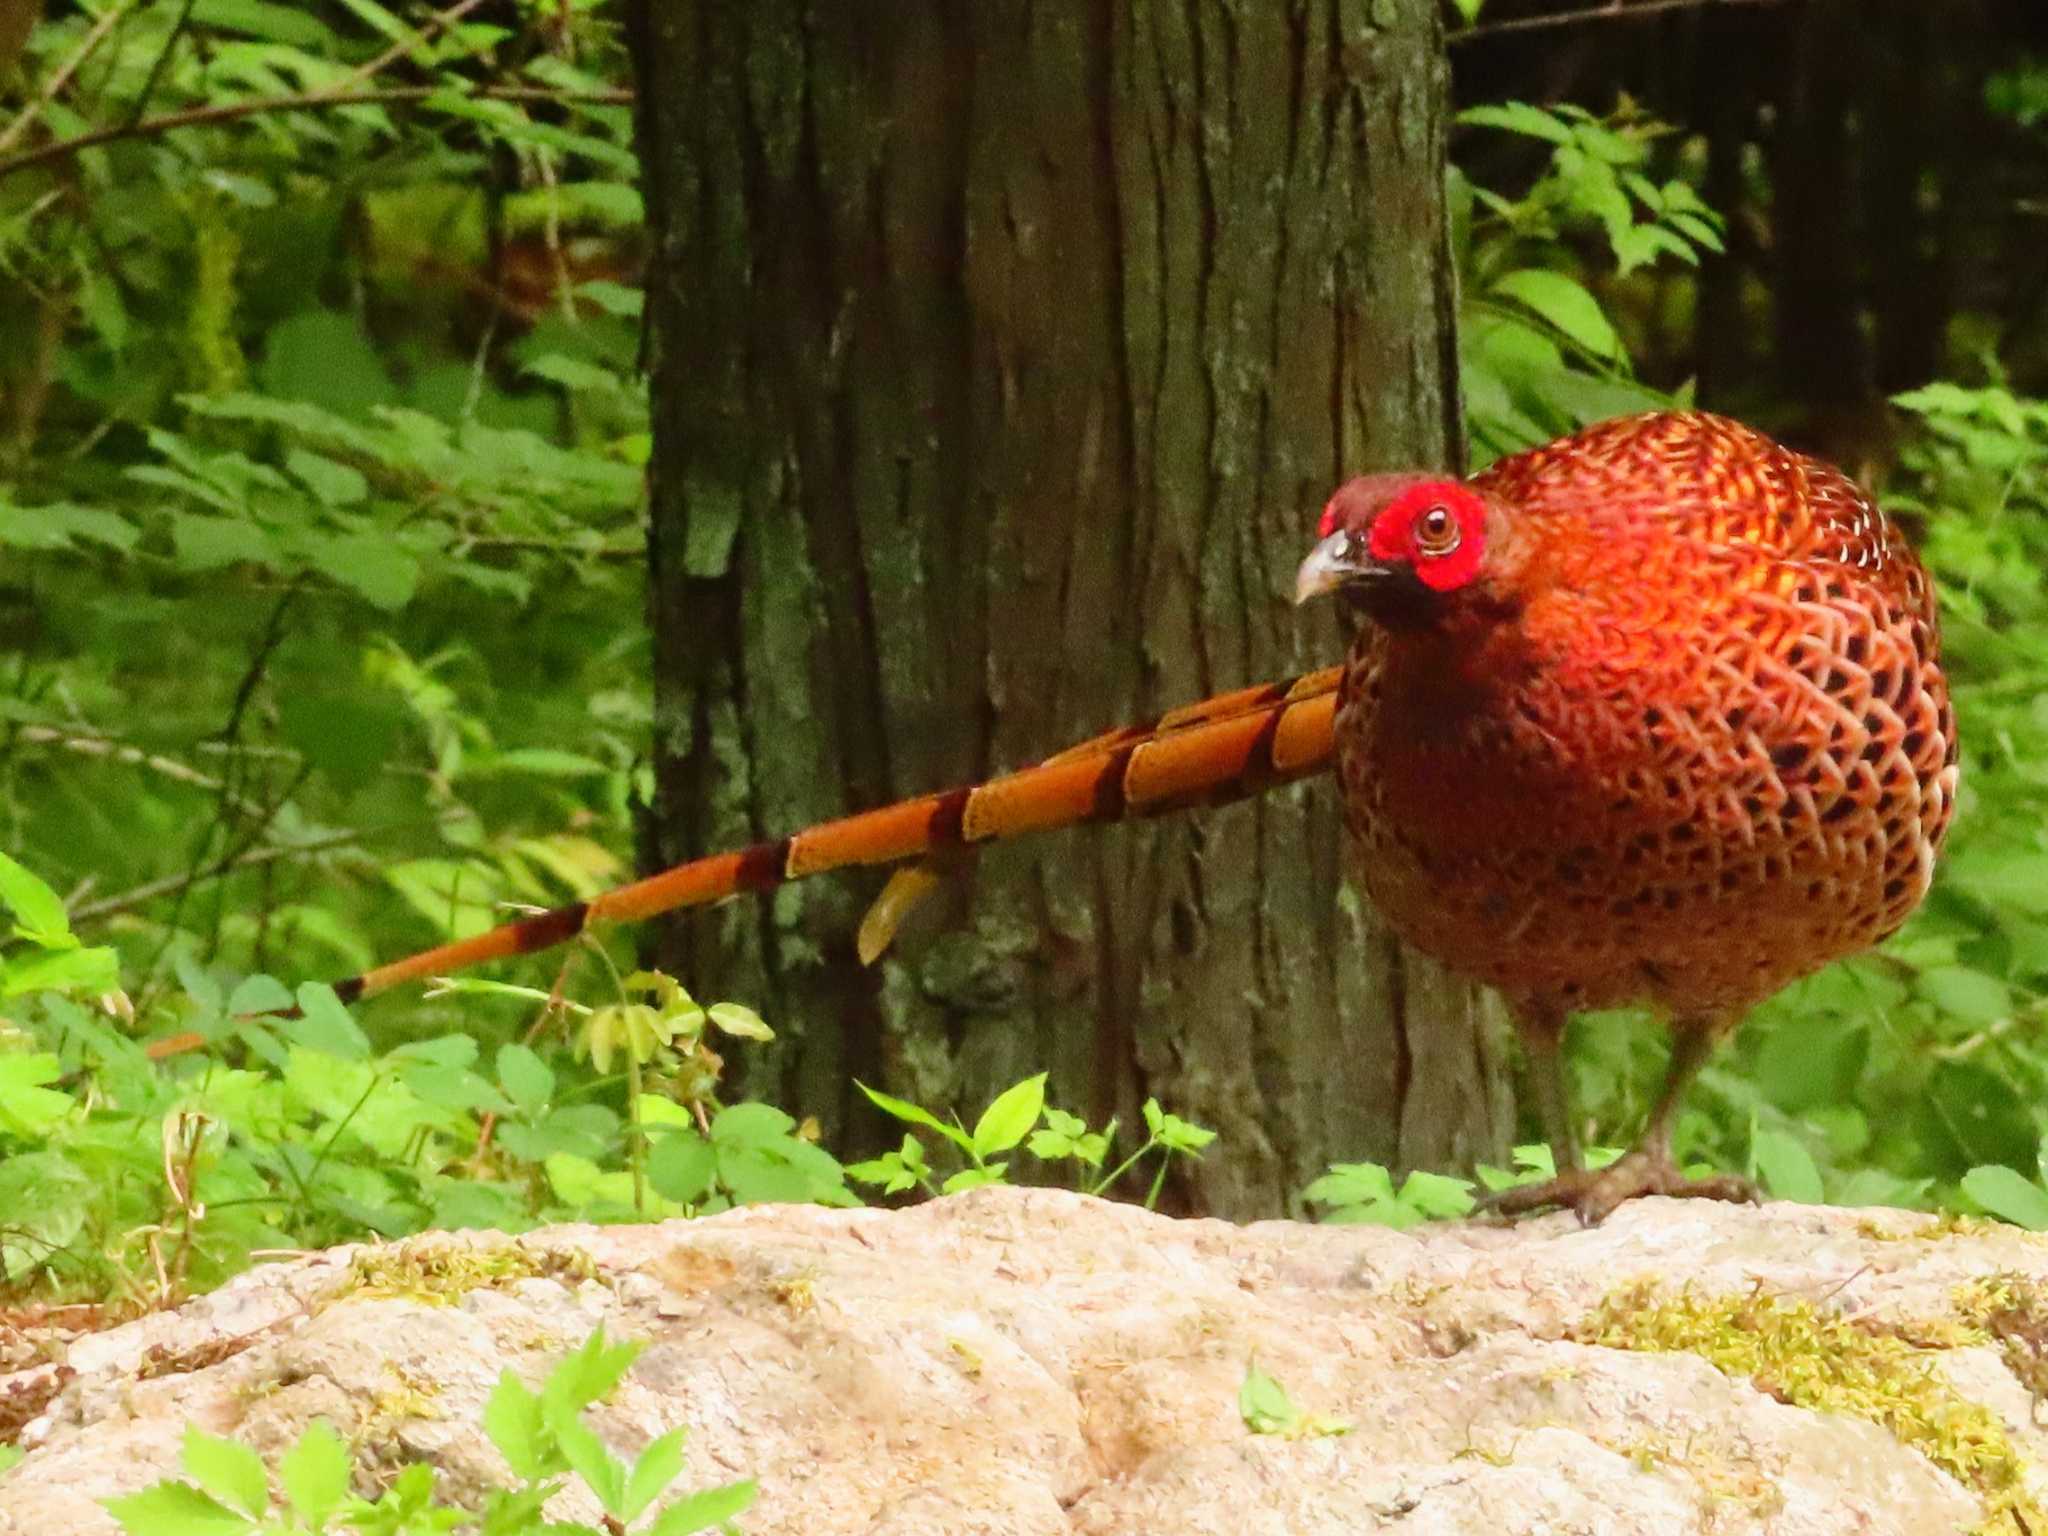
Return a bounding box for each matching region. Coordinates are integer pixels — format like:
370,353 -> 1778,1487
1414,505 -> 1460,557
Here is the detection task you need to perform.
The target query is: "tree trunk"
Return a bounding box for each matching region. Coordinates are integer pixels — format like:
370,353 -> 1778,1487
629,0 -> 1511,1218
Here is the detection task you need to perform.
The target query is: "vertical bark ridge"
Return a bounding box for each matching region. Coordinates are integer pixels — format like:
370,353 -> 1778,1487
638,0 -> 1510,1215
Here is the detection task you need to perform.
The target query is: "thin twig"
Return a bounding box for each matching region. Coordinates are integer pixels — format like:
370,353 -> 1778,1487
70,809 -> 462,924
0,0 -> 135,156
122,0 -> 196,129
0,82 -> 632,184
335,0 -> 492,92
1447,0 -> 1793,45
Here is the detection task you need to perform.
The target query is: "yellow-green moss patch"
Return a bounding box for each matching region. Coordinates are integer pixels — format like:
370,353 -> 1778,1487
339,1239 -> 598,1307
1575,1281 -> 2043,1535
1957,1272 -> 2048,1408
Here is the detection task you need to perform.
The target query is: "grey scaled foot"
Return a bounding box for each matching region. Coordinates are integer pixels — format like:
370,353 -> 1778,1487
1482,1146 -> 1758,1227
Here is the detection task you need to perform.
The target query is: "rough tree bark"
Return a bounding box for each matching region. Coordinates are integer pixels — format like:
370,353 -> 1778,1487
629,1 -> 1512,1217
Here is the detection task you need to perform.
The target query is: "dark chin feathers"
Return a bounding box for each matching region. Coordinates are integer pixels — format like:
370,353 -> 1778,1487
1345,567 -> 1442,631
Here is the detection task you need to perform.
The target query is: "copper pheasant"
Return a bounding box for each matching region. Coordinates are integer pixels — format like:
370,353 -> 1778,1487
148,411 -> 1958,1226
1295,410 -> 1958,1219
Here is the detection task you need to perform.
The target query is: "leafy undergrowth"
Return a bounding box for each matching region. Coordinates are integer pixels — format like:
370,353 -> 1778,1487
104,1327 -> 754,1536
0,850 -> 1216,1310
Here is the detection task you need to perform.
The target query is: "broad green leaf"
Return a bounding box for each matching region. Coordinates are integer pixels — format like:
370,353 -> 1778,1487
1456,102 -> 1572,144
190,0 -> 338,46
1962,1165 -> 2048,1231
971,1073 -> 1046,1158
1491,269 -> 1622,360
483,1370 -> 549,1480
227,974 -> 295,1017
1751,1129 -> 1825,1204
856,1081 -> 973,1151
180,1427 -> 269,1521
284,449 -> 368,507
647,1479 -> 758,1535
1238,1361 -> 1298,1435
304,532 -> 419,611
102,1482 -> 249,1536
0,851 -> 74,948
648,1130 -> 718,1205
706,1002 -> 773,1041
620,1427 -> 688,1522
2,944 -> 120,999
170,514 -> 276,572
278,1421 -> 350,1527
290,983 -> 372,1059
497,1044 -> 555,1112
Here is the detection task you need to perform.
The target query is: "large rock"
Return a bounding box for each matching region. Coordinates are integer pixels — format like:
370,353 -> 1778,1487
5,1187 -> 2048,1534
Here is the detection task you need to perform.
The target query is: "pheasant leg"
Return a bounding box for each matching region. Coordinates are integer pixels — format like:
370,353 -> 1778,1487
1485,1023 -> 1757,1225
1519,1002 -> 1581,1175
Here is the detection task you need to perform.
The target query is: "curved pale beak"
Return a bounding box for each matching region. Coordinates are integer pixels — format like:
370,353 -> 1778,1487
1294,532 -> 1376,605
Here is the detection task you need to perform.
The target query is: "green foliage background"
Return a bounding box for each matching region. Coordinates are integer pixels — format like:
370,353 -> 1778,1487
0,2 -> 2046,1299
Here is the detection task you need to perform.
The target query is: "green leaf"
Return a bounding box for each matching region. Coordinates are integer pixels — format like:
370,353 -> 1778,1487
289,983 -> 372,1059
971,1073 -> 1047,1158
1916,967 -> 2012,1027
180,1427 -> 270,1521
0,1151 -> 90,1278
710,1102 -> 796,1150
620,1427 -> 688,1522
1751,1129 -> 1825,1204
940,1164 -> 1009,1194
0,851 -> 74,949
1302,1162 -> 1396,1208
1237,1361 -> 1298,1435
1491,269 -> 1622,360
227,975 -> 295,1017
285,449 -> 368,508
1917,1061 -> 2036,1178
1456,102 -> 1572,144
278,1420 -> 350,1527
648,1130 -> 718,1205
646,1479 -> 758,1535
102,1482 -> 250,1536
856,1082 -> 973,1152
1962,1165 -> 2048,1231
0,502 -> 137,553
705,1002 -> 773,1041
304,532 -> 419,611
497,1044 -> 555,1112
1945,851 -> 2048,918
483,1370 -> 549,1480
554,1412 -> 626,1515
1396,1170 -> 1477,1219
542,1327 -> 643,1417
3,943 -> 119,999
190,0 -> 338,46
0,1059 -> 77,1137
170,514 -> 276,572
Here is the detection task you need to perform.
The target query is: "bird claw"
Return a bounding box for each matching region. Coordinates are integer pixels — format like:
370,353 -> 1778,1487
1479,1148 -> 1758,1227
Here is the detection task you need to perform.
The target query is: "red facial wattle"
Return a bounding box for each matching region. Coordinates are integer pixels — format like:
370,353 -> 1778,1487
1370,482 -> 1487,593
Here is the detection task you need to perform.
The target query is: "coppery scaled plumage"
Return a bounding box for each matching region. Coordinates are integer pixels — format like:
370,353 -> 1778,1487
1295,410 -> 1958,1220
148,410 -> 1957,1229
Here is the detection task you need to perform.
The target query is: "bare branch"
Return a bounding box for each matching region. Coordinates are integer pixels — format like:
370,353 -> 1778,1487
0,82 -> 632,185
336,0 -> 493,93
0,0 -> 137,156
1447,0 -> 1794,45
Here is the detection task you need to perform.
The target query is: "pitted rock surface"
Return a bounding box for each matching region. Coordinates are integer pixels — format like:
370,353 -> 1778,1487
6,1187 -> 2046,1534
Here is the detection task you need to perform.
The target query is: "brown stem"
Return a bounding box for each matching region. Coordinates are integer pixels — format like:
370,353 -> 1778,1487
0,83 -> 633,185
1447,0 -> 1794,45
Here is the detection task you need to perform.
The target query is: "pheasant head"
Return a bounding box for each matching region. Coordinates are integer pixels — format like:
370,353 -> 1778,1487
1294,474 -> 1521,630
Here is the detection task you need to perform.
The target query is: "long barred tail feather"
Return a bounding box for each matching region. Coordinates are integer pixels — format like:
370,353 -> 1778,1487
143,666 -> 1340,1059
